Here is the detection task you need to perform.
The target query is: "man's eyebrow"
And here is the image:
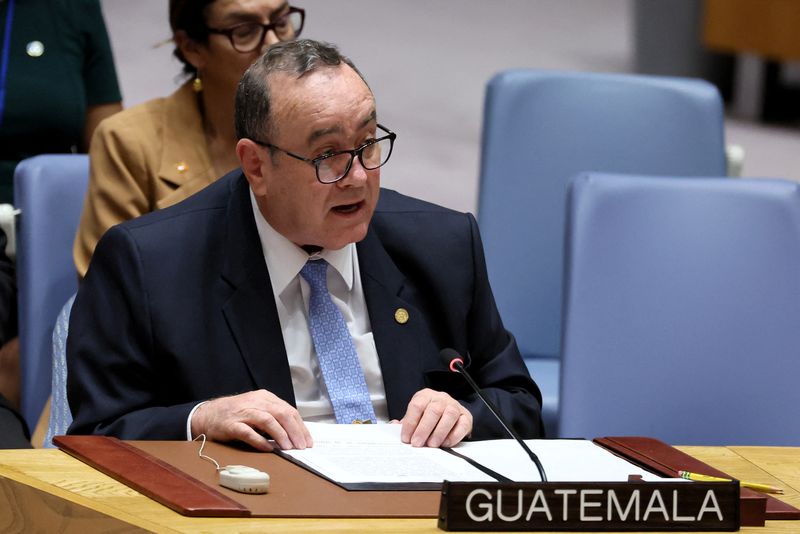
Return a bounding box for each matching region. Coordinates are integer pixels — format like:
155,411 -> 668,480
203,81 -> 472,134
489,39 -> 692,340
306,110 -> 378,145
306,125 -> 342,145
361,109 -> 378,128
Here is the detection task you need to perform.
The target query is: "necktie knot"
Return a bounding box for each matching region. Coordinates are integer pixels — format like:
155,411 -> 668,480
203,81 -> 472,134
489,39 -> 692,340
300,259 -> 328,292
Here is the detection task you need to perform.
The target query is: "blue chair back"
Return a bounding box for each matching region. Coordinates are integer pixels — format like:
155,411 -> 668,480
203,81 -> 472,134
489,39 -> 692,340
477,70 -> 726,435
13,155 -> 88,430
560,172 -> 800,445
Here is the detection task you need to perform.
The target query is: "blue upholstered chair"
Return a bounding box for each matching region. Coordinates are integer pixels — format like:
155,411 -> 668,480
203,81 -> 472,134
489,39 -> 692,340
476,70 -> 727,436
13,155 -> 88,431
559,172 -> 800,446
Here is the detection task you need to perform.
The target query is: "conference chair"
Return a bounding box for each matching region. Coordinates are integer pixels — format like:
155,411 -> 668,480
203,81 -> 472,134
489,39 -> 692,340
476,70 -> 726,436
13,155 -> 88,431
559,172 -> 800,446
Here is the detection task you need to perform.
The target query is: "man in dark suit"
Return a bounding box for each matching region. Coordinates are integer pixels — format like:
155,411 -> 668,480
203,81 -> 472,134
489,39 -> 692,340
67,40 -> 542,450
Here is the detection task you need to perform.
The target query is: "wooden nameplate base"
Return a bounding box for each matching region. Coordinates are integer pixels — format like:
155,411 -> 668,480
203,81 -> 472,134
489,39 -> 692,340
438,480 -> 740,531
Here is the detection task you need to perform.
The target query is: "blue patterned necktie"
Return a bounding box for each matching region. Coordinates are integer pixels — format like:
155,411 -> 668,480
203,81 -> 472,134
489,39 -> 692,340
300,259 -> 376,424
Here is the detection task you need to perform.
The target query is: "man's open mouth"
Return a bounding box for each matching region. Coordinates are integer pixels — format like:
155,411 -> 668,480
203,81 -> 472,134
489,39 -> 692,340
332,201 -> 363,214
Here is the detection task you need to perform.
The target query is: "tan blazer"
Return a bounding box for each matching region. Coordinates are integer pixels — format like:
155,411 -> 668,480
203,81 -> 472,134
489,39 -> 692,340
74,82 -> 218,277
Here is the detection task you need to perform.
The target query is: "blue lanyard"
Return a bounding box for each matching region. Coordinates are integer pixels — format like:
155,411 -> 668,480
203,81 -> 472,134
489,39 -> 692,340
0,0 -> 15,127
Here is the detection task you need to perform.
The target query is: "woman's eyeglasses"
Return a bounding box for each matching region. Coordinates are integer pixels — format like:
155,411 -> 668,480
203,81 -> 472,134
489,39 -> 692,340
206,6 -> 305,53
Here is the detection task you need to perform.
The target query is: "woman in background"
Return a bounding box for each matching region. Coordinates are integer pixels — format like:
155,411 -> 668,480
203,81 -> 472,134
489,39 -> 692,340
0,1 -> 120,443
73,0 -> 305,277
0,226 -> 28,449
0,0 -> 122,203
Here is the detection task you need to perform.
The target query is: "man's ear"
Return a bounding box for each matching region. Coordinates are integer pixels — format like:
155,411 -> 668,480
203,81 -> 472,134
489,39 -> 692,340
237,139 -> 269,195
174,30 -> 206,72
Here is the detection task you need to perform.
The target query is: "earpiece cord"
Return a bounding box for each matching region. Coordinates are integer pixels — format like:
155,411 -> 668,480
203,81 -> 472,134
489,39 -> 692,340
193,433 -> 221,471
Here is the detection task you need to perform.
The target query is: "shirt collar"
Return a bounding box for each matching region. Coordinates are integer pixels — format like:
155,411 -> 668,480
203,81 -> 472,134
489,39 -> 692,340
249,189 -> 355,295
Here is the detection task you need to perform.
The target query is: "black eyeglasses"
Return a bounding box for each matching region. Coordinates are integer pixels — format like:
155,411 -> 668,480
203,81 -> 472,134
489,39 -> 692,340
253,124 -> 397,184
206,6 -> 305,53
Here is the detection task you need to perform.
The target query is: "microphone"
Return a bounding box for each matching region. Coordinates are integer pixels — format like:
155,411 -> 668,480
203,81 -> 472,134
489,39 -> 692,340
440,348 -> 548,482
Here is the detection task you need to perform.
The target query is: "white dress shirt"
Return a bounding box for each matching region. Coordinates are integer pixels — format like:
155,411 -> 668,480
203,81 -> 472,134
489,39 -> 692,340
187,192 -> 390,437
248,190 -> 389,423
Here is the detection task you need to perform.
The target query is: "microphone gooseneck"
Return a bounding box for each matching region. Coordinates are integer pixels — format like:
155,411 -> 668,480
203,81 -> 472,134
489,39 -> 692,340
440,348 -> 548,482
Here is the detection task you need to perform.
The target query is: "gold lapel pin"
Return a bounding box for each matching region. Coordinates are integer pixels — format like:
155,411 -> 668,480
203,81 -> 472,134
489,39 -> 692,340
394,308 -> 409,324
175,161 -> 188,173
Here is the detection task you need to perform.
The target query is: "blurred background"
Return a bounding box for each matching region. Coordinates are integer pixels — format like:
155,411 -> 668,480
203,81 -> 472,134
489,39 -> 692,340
100,0 -> 800,214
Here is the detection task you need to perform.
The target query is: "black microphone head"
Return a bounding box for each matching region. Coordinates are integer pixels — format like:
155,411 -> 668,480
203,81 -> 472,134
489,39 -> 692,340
439,348 -> 464,372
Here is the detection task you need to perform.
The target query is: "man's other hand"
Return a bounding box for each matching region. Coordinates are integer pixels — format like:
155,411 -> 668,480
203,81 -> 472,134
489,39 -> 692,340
191,390 -> 313,451
400,388 -> 473,448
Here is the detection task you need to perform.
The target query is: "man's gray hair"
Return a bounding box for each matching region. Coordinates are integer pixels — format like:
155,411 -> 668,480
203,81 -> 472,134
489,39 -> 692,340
234,39 -> 368,143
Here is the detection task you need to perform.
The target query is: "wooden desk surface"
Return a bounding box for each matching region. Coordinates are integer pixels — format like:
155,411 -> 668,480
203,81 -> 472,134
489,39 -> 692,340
1,445 -> 798,533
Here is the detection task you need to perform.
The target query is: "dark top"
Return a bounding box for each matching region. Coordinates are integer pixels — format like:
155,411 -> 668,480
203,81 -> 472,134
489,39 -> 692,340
0,227 -> 25,448
0,0 -> 121,203
0,227 -> 14,345
67,171 -> 543,441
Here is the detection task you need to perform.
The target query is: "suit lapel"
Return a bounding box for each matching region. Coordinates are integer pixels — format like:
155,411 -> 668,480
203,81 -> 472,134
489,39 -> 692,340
156,83 -> 216,192
357,230 -> 428,419
219,175 -> 296,405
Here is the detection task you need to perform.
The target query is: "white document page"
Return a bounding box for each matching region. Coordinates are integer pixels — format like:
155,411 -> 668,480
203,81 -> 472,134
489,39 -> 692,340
280,422 -> 495,485
453,439 -> 664,482
280,423 -> 665,486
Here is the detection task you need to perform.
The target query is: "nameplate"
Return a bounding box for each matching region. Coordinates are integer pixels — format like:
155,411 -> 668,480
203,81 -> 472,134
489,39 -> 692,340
438,481 -> 740,531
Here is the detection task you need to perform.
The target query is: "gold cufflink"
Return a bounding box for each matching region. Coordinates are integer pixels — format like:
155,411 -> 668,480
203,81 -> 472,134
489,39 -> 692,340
352,419 -> 373,424
175,161 -> 188,173
394,308 -> 409,324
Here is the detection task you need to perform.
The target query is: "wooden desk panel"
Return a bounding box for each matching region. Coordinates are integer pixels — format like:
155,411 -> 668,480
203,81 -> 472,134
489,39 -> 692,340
2,446 -> 799,533
730,447 -> 800,510
683,446 -> 794,494
703,0 -> 800,61
0,449 -> 439,533
1,450 -> 164,533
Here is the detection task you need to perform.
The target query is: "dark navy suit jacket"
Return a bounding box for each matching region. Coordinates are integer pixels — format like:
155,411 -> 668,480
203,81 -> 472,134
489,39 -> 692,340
67,171 -> 543,440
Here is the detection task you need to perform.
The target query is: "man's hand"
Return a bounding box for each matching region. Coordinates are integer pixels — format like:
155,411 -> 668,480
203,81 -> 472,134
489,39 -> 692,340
191,390 -> 313,451
400,388 -> 473,448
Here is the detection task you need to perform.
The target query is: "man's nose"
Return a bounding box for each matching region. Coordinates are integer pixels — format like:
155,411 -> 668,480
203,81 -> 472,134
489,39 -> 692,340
337,157 -> 370,187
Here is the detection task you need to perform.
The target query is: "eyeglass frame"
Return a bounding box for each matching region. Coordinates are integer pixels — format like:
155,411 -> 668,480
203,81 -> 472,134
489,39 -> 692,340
205,6 -> 305,53
251,123 -> 397,184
